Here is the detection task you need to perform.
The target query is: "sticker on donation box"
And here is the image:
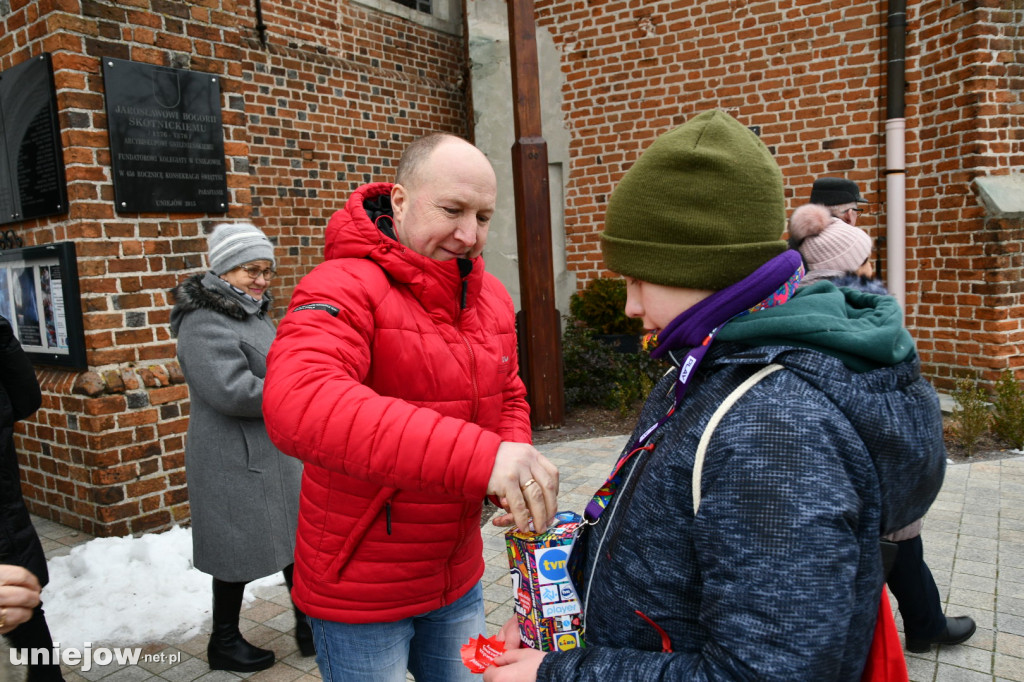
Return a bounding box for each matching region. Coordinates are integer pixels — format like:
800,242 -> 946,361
555,632 -> 581,651
535,546 -> 570,584
505,511 -> 585,652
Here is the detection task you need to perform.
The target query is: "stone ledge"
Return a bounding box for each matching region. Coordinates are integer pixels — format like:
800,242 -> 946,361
976,173 -> 1024,218
68,361 -> 187,398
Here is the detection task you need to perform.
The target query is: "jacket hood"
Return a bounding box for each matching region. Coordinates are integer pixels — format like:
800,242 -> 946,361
169,272 -> 270,336
716,280 -> 914,372
800,270 -> 891,292
711,280 -> 942,532
323,182 -> 487,322
703,340 -> 945,535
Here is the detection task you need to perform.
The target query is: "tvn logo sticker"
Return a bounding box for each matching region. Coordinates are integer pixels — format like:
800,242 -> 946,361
534,546 -> 569,585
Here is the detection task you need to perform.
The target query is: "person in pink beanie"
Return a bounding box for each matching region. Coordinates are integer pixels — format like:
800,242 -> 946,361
789,179 -> 976,655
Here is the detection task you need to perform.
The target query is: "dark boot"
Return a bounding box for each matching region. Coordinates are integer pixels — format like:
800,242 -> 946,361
282,564 -> 315,657
294,606 -> 316,657
905,615 -> 977,653
207,578 -> 275,672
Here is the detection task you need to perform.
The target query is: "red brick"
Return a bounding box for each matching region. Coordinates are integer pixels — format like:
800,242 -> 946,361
126,478 -> 167,497
96,501 -> 140,523
149,385 -> 189,405
83,396 -> 126,416
91,464 -> 138,486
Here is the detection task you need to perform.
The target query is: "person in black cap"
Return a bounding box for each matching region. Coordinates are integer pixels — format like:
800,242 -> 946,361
809,176 -> 869,227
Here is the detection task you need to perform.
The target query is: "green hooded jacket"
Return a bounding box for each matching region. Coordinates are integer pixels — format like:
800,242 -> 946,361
716,280 -> 915,372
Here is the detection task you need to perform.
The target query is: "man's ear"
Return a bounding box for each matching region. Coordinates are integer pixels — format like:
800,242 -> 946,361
391,183 -> 407,225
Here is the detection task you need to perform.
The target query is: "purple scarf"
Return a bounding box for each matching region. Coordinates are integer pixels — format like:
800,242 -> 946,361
645,250 -> 804,358
585,250 -> 804,522
633,250 -> 803,446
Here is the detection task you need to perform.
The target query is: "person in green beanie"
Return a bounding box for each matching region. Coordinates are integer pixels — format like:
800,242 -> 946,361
485,110 -> 946,681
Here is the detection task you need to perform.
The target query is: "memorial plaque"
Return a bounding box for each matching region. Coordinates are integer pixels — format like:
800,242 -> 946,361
0,53 -> 69,226
102,57 -> 229,214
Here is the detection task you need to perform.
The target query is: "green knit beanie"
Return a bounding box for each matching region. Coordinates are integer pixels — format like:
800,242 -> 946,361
601,110 -> 787,290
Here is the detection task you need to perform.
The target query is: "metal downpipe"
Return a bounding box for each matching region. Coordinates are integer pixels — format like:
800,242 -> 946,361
886,0 -> 907,309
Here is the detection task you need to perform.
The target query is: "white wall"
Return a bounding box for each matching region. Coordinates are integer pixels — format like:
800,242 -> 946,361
466,0 -> 574,319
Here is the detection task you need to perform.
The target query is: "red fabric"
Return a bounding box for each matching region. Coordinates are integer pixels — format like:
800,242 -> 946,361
264,183 -> 532,623
861,590 -> 908,682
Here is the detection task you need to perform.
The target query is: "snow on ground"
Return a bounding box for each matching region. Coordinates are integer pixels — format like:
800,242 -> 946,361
42,526 -> 282,648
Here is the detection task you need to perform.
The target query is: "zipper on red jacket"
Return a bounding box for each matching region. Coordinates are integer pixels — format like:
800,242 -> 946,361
455,259 -> 480,424
457,332 -> 480,424
447,258 -> 477,597
385,501 -> 392,535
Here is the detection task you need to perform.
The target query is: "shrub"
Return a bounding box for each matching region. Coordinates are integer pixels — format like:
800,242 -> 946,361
568,278 -> 644,336
561,319 -> 666,416
992,369 -> 1024,450
950,374 -> 990,458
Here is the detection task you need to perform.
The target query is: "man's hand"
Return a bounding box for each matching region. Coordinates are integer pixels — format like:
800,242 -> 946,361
0,564 -> 41,634
487,442 -> 559,532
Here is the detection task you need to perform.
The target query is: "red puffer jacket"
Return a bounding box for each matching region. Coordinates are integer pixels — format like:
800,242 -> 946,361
264,182 -> 532,623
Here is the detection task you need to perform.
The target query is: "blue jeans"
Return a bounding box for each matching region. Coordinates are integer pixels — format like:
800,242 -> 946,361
309,582 -> 486,682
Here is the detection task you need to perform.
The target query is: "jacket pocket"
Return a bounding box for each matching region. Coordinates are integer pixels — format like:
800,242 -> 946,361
320,486 -> 397,584
239,419 -> 273,473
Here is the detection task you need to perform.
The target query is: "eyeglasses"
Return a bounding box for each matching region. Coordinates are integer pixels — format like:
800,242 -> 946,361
849,207 -> 864,213
236,264 -> 276,281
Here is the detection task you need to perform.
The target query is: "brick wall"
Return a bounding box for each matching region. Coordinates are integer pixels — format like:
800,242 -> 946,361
1,0 -> 468,536
3,0 -> 1021,534
908,0 -> 1024,386
532,0 -> 1023,391
530,0 -> 889,283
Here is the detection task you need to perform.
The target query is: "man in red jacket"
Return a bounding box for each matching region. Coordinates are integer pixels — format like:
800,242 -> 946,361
264,133 -> 558,681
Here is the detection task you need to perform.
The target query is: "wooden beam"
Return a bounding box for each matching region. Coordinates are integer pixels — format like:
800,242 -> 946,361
506,0 -> 564,429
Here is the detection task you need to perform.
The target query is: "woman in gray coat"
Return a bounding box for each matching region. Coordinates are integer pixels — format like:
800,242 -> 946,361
170,222 -> 307,672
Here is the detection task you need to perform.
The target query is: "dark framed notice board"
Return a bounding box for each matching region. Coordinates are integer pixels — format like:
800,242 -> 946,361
0,53 -> 69,226
102,57 -> 229,214
0,241 -> 86,369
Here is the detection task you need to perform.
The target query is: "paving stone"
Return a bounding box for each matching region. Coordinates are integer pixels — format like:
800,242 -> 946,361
34,446 -> 1024,682
994,653 -> 1024,682
933,662 -> 1000,681
996,632 -> 1024,659
935,641 -> 993,674
905,654 -> 936,682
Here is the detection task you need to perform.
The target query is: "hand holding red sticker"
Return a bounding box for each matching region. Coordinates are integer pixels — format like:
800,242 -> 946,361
460,634 -> 506,674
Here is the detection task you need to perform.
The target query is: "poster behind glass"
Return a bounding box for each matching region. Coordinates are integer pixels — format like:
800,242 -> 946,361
0,241 -> 85,368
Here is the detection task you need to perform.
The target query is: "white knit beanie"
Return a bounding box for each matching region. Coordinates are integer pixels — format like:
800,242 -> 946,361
206,222 -> 275,274
788,204 -> 872,273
